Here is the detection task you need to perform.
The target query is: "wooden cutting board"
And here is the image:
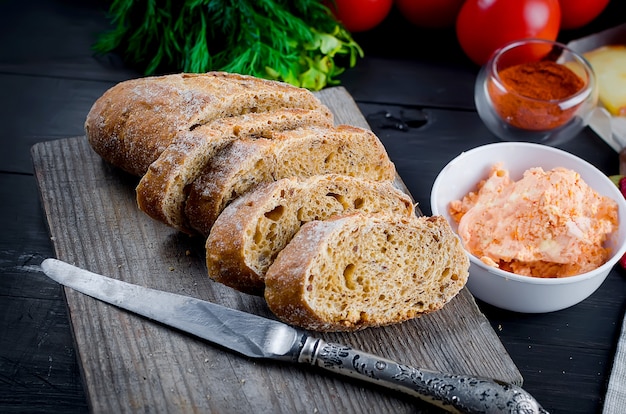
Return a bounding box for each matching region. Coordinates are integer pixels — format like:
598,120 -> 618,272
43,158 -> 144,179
32,86 -> 522,413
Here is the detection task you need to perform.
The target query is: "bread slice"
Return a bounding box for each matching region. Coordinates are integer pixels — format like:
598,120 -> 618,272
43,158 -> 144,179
264,213 -> 469,332
136,108 -> 334,234
185,124 -> 397,236
206,174 -> 415,295
85,72 -> 330,176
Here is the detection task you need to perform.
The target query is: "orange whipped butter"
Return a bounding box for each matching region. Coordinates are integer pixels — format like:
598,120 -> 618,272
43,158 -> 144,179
449,163 -> 619,278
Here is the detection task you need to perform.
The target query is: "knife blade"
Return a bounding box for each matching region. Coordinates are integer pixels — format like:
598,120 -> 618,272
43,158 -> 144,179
41,258 -> 548,414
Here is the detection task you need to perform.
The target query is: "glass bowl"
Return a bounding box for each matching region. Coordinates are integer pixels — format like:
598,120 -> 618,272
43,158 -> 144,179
475,38 -> 598,146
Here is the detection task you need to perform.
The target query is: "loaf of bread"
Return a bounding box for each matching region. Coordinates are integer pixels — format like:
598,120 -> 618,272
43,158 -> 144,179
264,213 -> 470,332
85,72 -> 470,333
206,174 -> 415,295
136,108 -> 334,234
184,124 -> 397,236
85,72 -> 330,176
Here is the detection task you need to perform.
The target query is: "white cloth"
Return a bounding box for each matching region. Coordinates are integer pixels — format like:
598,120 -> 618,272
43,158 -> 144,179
603,312 -> 626,413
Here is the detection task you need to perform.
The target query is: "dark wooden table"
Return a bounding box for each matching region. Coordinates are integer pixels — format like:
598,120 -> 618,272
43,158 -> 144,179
1,1 -> 624,413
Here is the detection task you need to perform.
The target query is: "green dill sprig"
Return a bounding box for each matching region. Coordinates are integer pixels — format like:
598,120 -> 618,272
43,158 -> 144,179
94,0 -> 363,90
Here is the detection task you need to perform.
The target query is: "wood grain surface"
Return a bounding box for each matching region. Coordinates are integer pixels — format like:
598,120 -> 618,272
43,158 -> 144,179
31,86 -> 521,413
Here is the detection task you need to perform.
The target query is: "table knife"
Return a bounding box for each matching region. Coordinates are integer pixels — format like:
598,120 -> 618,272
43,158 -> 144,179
41,258 -> 548,414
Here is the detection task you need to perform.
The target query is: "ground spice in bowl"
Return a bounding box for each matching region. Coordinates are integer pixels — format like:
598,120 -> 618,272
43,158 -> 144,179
489,60 -> 586,130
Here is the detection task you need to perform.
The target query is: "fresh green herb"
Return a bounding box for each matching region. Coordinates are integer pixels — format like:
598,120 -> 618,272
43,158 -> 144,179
94,0 -> 363,90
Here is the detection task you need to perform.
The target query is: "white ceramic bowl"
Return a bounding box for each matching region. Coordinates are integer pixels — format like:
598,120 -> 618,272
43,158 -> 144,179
431,142 -> 626,313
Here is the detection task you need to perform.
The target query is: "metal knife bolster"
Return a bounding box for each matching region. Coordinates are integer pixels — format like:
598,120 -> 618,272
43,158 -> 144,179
297,336 -> 548,414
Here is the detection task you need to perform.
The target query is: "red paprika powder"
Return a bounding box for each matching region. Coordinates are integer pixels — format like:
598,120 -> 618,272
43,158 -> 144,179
488,61 -> 586,130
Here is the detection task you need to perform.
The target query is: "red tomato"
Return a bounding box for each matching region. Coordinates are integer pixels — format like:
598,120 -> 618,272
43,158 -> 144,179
327,0 -> 393,32
456,0 -> 562,66
559,0 -> 610,29
395,0 -> 465,28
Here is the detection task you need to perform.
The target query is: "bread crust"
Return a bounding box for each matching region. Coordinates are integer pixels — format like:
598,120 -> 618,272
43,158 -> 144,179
264,214 -> 470,332
186,125 -> 397,236
85,72 -> 328,176
206,175 -> 415,295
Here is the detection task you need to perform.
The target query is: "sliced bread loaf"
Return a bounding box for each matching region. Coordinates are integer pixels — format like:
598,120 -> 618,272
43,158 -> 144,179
264,213 -> 470,332
85,72 -> 330,176
136,108 -> 334,234
205,174 -> 415,295
185,124 -> 397,236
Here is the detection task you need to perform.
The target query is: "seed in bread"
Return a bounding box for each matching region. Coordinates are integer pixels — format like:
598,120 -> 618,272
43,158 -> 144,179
185,124 -> 397,236
264,213 -> 470,332
85,72 -> 330,176
206,174 -> 415,295
136,108 -> 334,234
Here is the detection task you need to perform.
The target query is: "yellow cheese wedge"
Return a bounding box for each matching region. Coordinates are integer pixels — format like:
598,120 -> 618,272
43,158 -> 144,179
584,45 -> 626,117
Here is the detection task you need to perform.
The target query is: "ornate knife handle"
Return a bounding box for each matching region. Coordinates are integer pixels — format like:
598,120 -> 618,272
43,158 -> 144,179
297,336 -> 548,414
